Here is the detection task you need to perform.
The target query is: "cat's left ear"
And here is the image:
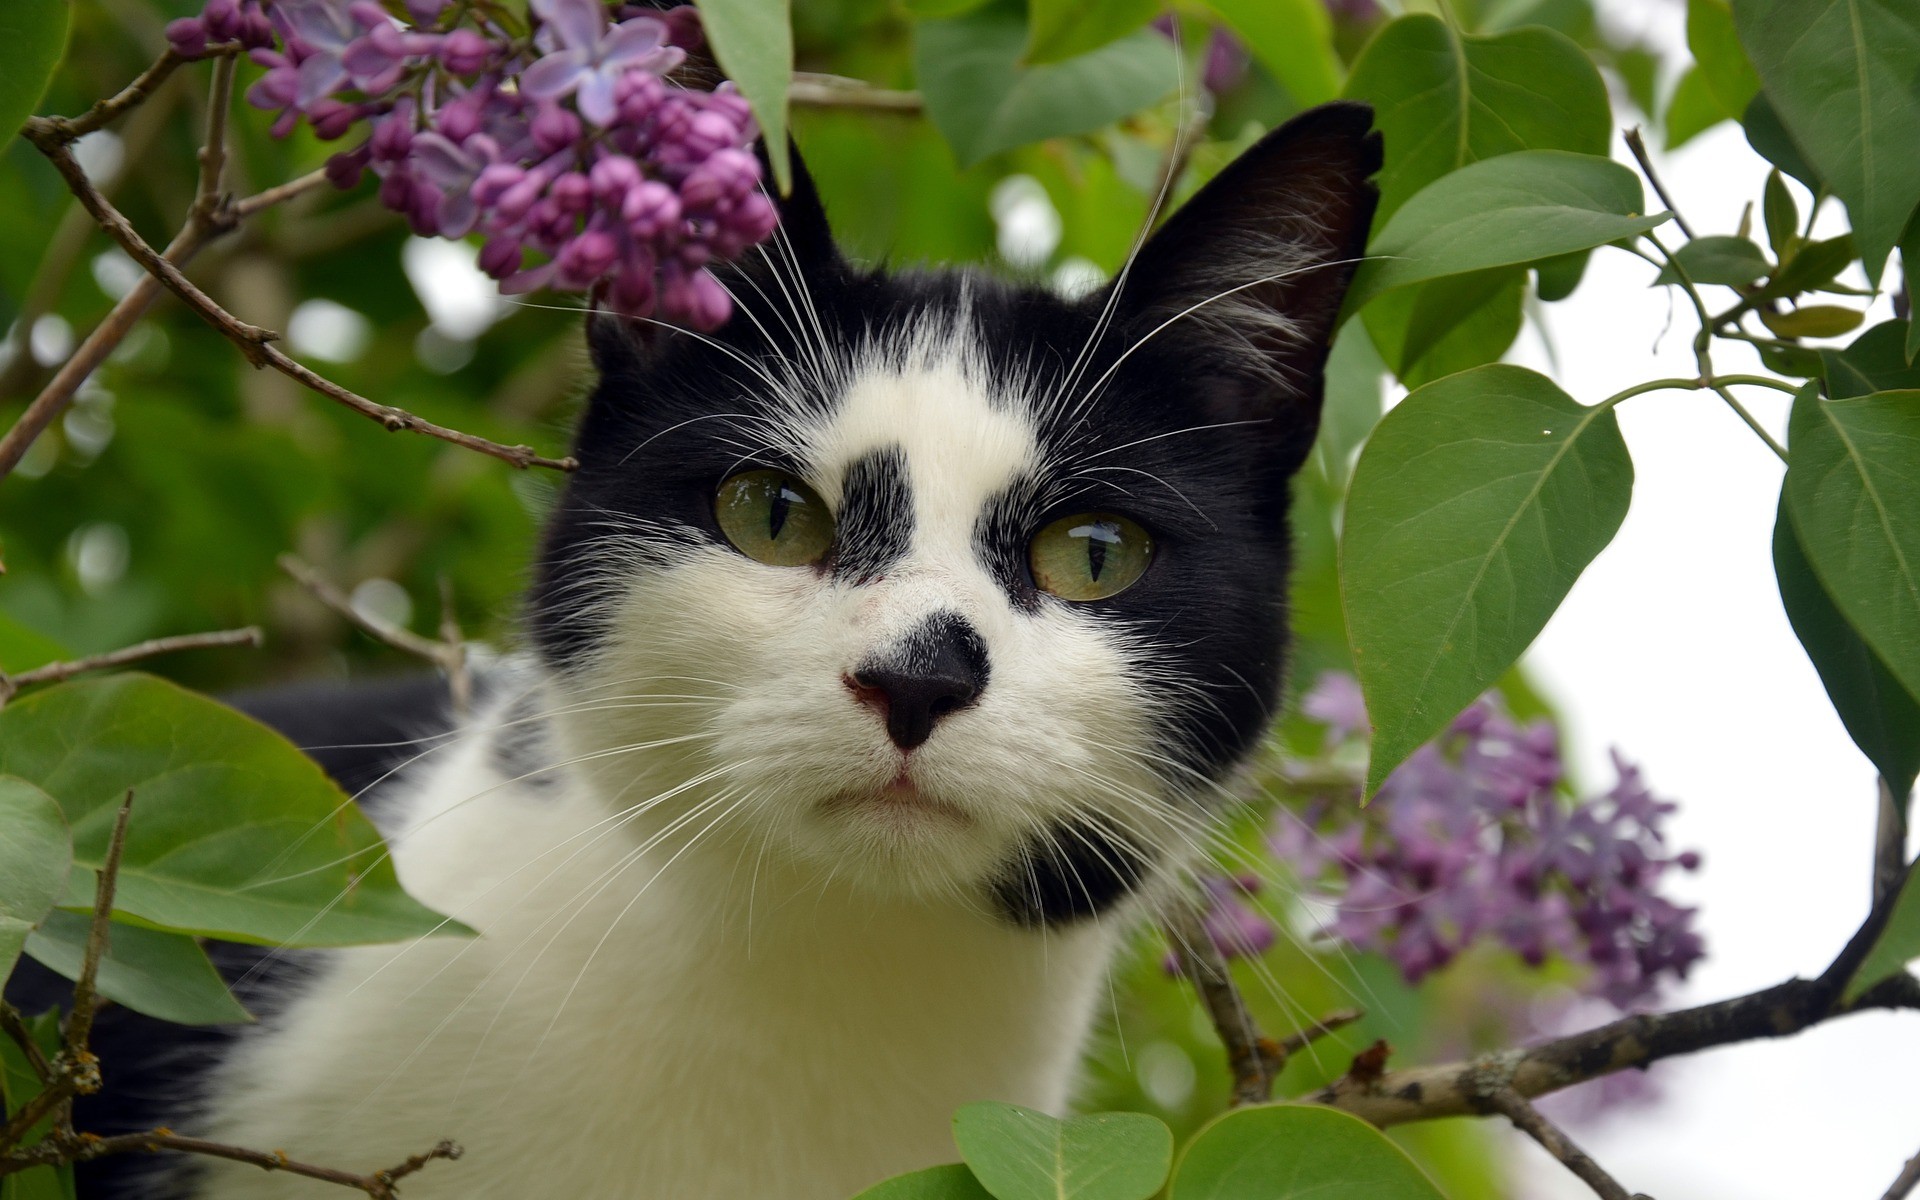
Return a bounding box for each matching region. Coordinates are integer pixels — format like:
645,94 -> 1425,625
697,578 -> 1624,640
1112,101 -> 1380,473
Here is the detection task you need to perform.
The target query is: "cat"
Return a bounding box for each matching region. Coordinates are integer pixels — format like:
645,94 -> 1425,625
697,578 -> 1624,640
18,99 -> 1379,1198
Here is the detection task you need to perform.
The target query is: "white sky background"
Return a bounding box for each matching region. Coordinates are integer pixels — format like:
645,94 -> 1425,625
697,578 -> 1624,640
1492,2 -> 1917,1196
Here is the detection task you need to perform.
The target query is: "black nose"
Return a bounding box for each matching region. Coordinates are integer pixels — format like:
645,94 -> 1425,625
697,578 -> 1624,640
850,613 -> 989,750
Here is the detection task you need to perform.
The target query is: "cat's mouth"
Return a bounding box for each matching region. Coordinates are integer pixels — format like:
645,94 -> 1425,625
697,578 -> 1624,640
819,770 -> 973,830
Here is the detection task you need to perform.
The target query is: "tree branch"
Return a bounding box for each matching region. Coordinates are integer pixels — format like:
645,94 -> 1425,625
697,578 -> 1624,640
34,45 -> 239,145
279,556 -> 471,707
788,72 -> 921,112
15,124 -> 574,475
1166,902 -> 1281,1105
1624,126 -> 1696,241
0,626 -> 262,704
1883,1147 -> 1920,1200
1482,1087 -> 1644,1200
1875,776 -> 1909,910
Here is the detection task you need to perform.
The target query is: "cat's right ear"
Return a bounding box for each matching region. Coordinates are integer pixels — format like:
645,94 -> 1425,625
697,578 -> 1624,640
588,141 -> 839,372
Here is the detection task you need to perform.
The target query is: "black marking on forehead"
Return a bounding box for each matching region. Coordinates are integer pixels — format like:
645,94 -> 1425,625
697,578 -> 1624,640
992,819 -> 1149,926
830,444 -> 912,584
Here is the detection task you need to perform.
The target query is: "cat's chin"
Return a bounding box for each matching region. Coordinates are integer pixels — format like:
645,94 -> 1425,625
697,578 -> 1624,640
817,774 -> 975,834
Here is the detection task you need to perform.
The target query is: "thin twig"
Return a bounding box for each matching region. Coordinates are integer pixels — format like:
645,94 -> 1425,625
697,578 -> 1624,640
192,53 -> 238,220
1482,1087 -> 1642,1200
5,1131 -> 462,1198
1276,1009 -> 1365,1060
16,127 -> 574,473
788,72 -> 921,112
37,45 -> 238,144
1624,126 -> 1695,240
280,556 -> 473,702
437,575 -> 473,716
0,627 -> 262,704
1882,1147 -> 1920,1200
66,791 -> 134,1059
1165,903 -> 1281,1105
0,1007 -> 53,1083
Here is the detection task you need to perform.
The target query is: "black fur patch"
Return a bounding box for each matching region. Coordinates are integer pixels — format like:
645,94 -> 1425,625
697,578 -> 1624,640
991,819 -> 1150,927
830,444 -> 913,583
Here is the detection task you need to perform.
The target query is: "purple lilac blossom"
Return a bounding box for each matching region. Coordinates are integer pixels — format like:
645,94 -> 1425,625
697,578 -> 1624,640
166,0 -> 774,331
1266,673 -> 1706,1009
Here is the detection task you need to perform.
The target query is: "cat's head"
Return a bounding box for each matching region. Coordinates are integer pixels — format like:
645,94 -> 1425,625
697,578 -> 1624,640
527,102 -> 1380,923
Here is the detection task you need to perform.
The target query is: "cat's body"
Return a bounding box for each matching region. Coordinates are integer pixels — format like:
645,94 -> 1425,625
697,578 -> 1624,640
18,102 -> 1379,1199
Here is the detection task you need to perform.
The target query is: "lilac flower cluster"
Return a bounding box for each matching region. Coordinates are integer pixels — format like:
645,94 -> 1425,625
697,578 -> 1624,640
166,0 -> 776,330
1263,674 -> 1705,1009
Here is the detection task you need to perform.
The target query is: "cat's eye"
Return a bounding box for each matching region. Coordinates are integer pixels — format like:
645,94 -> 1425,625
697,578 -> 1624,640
1029,513 -> 1153,601
715,470 -> 836,567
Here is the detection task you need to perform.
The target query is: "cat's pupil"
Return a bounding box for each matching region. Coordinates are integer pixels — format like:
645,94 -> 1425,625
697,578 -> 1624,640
1078,520 -> 1122,581
768,483 -> 793,538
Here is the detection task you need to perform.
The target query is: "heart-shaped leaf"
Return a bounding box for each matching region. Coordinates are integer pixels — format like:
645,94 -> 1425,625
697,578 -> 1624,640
1686,0 -> 1759,119
0,776 -> 69,982
916,6 -> 1176,167
25,908 -> 251,1026
952,1103 -> 1173,1200
1343,151 -> 1669,315
1785,386 -> 1920,709
853,1164 -> 997,1200
1342,365 -> 1634,796
1024,0 -> 1158,66
0,674 -> 463,947
1341,14 -> 1609,227
1734,0 -> 1920,285
1168,1105 -> 1448,1200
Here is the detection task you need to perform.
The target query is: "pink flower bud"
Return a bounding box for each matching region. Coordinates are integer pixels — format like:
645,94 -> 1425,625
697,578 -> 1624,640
166,17 -> 209,57
621,180 -> 679,239
307,99 -> 359,141
479,236 -> 523,279
370,110 -> 415,161
238,9 -> 275,48
407,0 -> 450,22
324,148 -> 369,190
438,28 -> 491,74
550,171 -> 593,214
379,170 -> 416,213
531,104 -> 583,154
472,162 -> 526,207
590,154 -> 642,206
203,0 -> 240,38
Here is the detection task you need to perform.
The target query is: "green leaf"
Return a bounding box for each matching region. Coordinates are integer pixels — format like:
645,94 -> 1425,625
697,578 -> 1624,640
1652,235 -> 1771,287
1763,235 -> 1857,299
1662,66 -> 1727,150
1343,151 -> 1669,314
951,1102 -> 1173,1200
1340,14 -> 1610,226
0,613 -> 69,675
915,7 -> 1177,167
1775,492 -> 1920,800
1905,225 -> 1920,365
0,1007 -> 73,1200
1847,862 -> 1920,1001
1204,0 -> 1340,107
1733,0 -> 1920,285
1313,323 -> 1387,489
853,1165 -> 997,1200
24,908 -> 251,1026
696,0 -> 793,192
1024,0 -> 1159,66
1761,304 -> 1865,339
1534,249 -> 1590,302
1786,386 -> 1920,709
0,675 -> 463,948
1362,269 -> 1526,387
1763,168 -> 1798,256
1686,0 -> 1760,118
904,0 -> 991,14
1742,92 -> 1821,191
1821,321 -> 1920,400
0,0 -> 68,152
0,776 -> 69,982
1342,364 -> 1634,796
1167,1105 -> 1448,1200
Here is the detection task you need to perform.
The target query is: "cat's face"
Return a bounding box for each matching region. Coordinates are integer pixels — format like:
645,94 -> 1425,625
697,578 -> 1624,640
528,103 -> 1380,923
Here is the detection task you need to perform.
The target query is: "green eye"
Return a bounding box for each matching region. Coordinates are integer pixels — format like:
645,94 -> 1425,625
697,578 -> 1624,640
1029,512 -> 1153,601
715,470 -> 835,567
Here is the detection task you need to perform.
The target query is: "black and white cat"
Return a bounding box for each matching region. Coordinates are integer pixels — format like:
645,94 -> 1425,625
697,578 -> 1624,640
41,101 -> 1379,1198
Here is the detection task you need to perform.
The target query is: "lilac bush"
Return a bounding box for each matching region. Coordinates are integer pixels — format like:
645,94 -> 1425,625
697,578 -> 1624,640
165,0 -> 777,329
1192,675 -> 1705,1011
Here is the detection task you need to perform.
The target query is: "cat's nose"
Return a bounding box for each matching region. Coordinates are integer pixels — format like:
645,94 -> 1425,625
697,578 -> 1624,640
848,613 -> 989,750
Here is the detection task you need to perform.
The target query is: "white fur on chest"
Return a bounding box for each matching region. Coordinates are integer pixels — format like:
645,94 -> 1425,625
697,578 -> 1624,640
189,709 -> 1120,1199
